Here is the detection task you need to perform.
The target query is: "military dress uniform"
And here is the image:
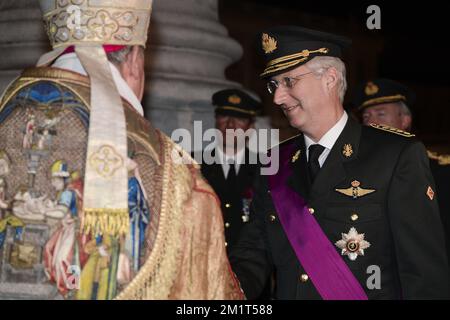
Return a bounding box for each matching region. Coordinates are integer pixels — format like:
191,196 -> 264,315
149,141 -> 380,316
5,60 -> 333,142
230,118 -> 449,299
354,78 -> 450,280
229,26 -> 449,300
353,78 -> 416,113
199,89 -> 262,251
428,152 -> 450,275
201,148 -> 260,251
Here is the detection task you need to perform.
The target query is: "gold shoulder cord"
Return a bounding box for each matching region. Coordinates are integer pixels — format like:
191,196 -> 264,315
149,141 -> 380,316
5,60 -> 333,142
270,133 -> 302,150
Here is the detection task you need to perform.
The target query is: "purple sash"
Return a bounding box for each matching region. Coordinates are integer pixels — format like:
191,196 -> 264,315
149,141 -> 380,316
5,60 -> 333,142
268,142 -> 368,300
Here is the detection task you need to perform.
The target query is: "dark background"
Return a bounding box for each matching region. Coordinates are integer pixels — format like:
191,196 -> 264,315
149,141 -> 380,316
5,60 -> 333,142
218,0 -> 450,150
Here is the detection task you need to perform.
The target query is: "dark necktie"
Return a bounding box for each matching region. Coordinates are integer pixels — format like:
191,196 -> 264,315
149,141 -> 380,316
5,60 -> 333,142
308,144 -> 325,183
227,163 -> 237,185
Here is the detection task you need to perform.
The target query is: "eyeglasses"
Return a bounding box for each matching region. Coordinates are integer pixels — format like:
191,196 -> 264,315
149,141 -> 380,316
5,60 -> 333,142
266,71 -> 314,95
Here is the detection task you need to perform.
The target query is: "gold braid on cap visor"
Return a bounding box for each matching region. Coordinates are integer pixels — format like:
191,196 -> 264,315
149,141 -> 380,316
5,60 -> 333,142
359,94 -> 407,109
260,47 -> 329,77
216,106 -> 257,116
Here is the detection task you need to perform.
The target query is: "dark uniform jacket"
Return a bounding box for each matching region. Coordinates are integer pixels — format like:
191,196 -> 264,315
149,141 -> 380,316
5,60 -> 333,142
229,118 -> 449,300
200,148 -> 261,251
430,157 -> 450,276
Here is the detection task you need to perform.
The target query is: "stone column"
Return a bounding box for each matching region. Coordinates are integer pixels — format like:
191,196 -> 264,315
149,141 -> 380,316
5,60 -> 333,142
144,0 -> 243,141
0,0 -> 244,146
0,0 -> 50,93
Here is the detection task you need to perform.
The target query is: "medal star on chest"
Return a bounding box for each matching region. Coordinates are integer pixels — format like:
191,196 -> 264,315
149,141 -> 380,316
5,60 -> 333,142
335,227 -> 371,261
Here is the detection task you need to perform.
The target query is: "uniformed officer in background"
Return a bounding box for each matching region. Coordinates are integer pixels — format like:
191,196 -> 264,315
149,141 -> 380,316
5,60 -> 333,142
229,26 -> 449,300
353,78 -> 450,277
199,89 -> 263,252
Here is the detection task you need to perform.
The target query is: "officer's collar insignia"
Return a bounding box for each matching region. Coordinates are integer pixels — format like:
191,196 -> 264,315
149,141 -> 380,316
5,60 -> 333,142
427,186 -> 435,201
370,123 -> 415,138
291,149 -> 301,163
228,95 -> 241,105
335,227 -> 371,261
342,144 -> 353,158
335,180 -> 376,199
262,33 -> 277,54
365,81 -> 379,96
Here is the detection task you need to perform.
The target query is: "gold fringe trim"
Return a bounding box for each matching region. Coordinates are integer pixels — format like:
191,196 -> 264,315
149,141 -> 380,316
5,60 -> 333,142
81,208 -> 130,237
116,132 -> 192,300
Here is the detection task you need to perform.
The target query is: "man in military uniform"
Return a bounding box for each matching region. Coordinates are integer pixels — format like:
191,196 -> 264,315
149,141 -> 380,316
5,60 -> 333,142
200,89 -> 262,251
229,26 -> 449,299
354,78 -> 450,279
428,152 -> 450,270
354,78 -> 415,132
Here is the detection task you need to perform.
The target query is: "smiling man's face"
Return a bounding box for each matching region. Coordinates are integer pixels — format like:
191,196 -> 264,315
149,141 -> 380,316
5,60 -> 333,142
271,64 -> 329,132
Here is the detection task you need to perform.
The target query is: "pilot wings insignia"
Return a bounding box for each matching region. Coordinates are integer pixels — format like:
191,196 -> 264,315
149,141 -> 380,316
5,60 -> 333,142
335,180 -> 376,199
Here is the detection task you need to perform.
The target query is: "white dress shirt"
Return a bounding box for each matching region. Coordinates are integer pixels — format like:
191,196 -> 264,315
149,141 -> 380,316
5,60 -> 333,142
215,146 -> 246,179
51,52 -> 144,116
304,111 -> 348,167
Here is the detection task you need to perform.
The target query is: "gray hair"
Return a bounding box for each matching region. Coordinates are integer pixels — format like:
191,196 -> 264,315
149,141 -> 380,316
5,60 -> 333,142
304,56 -> 348,104
106,46 -> 133,66
397,101 -> 412,117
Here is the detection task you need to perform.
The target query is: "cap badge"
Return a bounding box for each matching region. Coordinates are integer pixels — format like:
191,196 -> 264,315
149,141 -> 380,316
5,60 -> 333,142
335,227 -> 371,261
262,33 -> 277,54
335,180 -> 376,199
365,81 -> 379,96
342,144 -> 353,158
228,95 -> 241,105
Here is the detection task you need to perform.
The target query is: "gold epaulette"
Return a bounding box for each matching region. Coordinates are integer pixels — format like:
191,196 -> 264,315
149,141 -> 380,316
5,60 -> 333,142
369,123 -> 415,138
427,150 -> 450,166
